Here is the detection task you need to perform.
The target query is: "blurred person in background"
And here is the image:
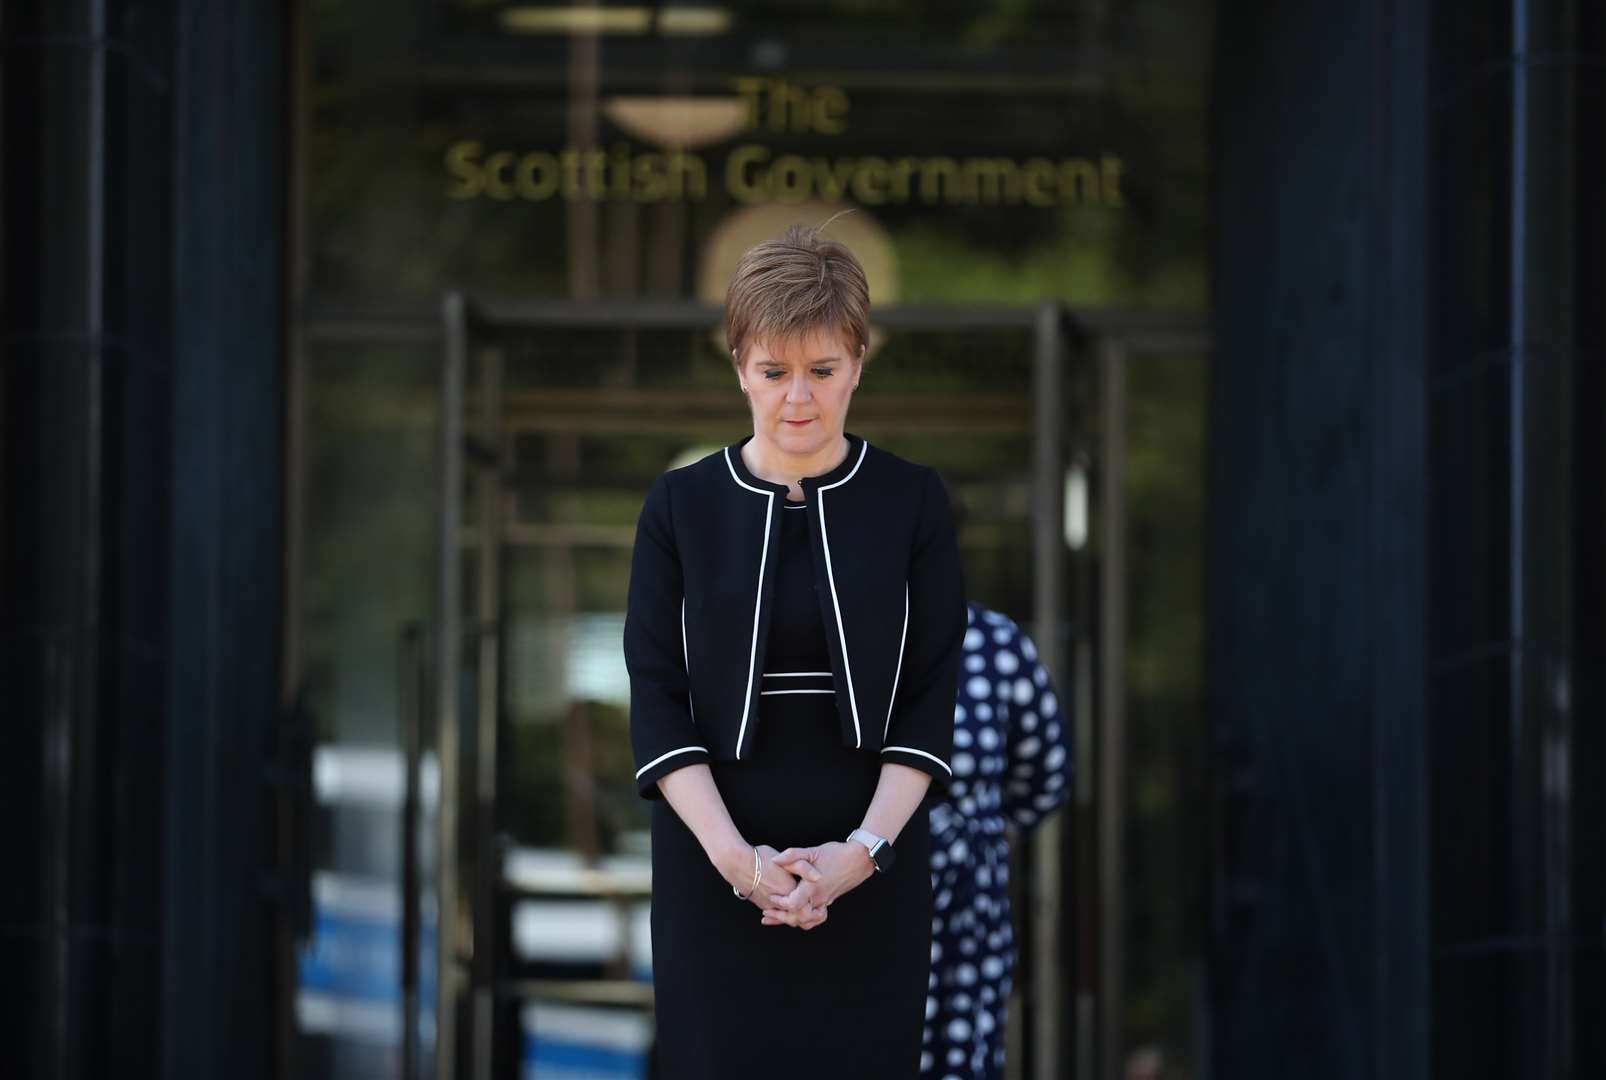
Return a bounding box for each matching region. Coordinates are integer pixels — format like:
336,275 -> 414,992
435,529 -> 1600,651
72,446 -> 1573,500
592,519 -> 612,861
921,485 -> 1073,1080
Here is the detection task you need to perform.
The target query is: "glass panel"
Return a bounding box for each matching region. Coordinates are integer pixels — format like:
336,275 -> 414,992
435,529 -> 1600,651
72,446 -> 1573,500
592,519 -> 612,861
1123,349 -> 1210,1080
295,1 -> 1213,1075
486,317 -> 1054,857
305,0 -> 1211,312
462,313 -> 1076,1076
293,342 -> 439,1075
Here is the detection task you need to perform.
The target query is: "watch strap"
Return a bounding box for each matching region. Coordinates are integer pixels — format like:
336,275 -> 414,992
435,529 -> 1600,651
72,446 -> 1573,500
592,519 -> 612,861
847,828 -> 890,871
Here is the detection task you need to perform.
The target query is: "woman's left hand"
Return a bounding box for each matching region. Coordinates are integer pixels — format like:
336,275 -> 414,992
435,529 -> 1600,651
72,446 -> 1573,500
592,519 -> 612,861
762,841 -> 875,930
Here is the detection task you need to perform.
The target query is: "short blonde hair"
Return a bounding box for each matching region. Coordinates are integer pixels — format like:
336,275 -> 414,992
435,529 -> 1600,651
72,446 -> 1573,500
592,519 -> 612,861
724,223 -> 870,367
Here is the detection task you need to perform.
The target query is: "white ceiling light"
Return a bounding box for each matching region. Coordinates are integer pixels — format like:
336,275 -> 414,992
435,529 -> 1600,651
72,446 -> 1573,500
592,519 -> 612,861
603,96 -> 748,150
500,5 -> 731,36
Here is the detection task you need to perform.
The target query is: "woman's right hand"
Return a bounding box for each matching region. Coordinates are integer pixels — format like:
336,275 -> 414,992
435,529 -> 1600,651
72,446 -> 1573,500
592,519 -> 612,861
758,847 -> 826,929
720,843 -> 808,912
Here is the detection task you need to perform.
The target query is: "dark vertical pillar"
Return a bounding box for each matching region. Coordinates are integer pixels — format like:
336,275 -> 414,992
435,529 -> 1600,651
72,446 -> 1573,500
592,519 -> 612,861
1370,6 -> 1433,1079
1,1 -> 287,1078
1208,0 -> 1430,1078
1,1 -> 173,1076
1214,0 -> 1604,1074
158,0 -> 287,1077
1428,0 -> 1606,1076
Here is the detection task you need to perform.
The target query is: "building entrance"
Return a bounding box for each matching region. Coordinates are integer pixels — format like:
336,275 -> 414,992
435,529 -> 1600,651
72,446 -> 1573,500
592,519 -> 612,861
418,296 -> 1103,1079
288,291 -> 1209,1080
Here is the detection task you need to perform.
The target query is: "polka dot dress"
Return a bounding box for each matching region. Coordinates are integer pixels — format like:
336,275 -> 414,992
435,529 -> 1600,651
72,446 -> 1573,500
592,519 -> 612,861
921,604 -> 1072,1080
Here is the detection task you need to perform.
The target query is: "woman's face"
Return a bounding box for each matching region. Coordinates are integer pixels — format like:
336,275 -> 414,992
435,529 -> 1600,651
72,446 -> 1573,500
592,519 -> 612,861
738,328 -> 863,458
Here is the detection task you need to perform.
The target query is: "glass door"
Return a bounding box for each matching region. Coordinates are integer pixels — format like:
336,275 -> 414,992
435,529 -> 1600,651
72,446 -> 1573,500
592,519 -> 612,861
430,297 -> 1097,1080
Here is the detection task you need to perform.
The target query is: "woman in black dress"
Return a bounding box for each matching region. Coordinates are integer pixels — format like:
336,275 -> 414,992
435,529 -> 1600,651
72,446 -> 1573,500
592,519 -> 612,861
624,224 -> 966,1077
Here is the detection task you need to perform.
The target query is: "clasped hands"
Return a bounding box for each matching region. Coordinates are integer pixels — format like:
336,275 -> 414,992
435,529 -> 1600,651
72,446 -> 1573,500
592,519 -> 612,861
724,841 -> 875,931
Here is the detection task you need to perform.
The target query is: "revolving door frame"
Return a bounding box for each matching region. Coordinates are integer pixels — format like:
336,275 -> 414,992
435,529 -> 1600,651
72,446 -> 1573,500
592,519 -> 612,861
416,295 -> 1208,1080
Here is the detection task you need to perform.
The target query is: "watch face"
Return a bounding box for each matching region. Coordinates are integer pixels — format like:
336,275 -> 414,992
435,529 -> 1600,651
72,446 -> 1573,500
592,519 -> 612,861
871,839 -> 896,873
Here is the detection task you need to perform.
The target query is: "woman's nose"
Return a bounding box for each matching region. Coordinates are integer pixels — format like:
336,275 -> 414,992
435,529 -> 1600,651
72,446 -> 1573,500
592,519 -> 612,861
785,374 -> 812,403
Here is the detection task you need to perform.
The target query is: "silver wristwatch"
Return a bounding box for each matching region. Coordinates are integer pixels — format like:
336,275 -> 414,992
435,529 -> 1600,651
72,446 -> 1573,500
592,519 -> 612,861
847,828 -> 896,874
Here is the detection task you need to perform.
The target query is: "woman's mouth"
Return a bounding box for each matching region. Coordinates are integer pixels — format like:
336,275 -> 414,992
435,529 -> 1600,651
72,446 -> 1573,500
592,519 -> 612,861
782,418 -> 815,426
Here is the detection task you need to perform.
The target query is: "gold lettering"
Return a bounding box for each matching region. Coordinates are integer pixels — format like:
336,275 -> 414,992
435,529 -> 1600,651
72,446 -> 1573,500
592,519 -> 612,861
1022,159 -> 1056,207
667,151 -> 707,200
585,149 -> 608,199
852,156 -> 889,205
1059,159 -> 1098,203
610,143 -> 632,199
963,159 -> 1022,204
813,156 -> 858,202
733,76 -> 854,134
726,144 -> 769,203
815,87 -> 849,134
633,153 -> 669,202
444,140 -> 485,200
484,151 -> 516,200
919,157 -> 960,205
560,149 -> 584,199
772,154 -> 812,203
731,77 -> 766,130
516,152 -> 559,199
769,78 -> 813,133
442,137 -> 1129,211
1101,155 -> 1125,207
888,158 -> 918,202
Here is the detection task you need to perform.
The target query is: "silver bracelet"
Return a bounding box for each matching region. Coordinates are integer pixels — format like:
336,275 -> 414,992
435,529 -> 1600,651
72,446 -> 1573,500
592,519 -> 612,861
733,846 -> 762,900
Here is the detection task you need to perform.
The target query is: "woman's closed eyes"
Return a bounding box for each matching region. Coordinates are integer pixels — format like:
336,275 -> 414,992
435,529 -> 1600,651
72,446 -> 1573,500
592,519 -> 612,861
761,367 -> 837,380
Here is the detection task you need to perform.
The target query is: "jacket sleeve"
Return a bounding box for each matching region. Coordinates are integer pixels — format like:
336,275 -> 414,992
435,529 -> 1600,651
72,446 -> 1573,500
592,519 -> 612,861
879,467 -> 965,789
623,472 -> 710,799
1002,626 -> 1073,828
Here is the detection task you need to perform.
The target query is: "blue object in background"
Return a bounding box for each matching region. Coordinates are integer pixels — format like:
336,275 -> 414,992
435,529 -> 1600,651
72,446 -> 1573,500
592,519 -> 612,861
521,1003 -> 651,1080
296,872 -> 436,1046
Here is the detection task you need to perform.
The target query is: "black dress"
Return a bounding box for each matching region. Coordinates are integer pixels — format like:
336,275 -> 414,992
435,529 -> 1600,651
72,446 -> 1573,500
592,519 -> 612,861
649,495 -> 934,1078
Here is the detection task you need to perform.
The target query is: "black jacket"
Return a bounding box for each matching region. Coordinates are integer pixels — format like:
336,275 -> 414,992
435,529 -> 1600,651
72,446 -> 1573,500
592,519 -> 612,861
624,432 -> 966,798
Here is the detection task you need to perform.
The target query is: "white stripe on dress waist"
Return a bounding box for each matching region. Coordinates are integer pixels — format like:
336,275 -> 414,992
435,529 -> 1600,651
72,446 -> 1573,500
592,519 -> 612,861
760,671 -> 834,694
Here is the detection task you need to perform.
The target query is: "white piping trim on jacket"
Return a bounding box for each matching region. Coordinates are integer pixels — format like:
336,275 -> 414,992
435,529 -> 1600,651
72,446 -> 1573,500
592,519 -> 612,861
635,745 -> 708,779
724,447 -> 775,759
816,439 -> 870,747
763,671 -> 832,678
681,597 -> 695,721
760,689 -> 836,696
883,583 -> 910,742
881,745 -> 953,776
